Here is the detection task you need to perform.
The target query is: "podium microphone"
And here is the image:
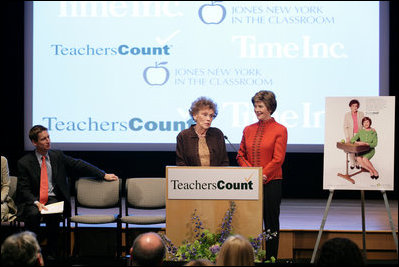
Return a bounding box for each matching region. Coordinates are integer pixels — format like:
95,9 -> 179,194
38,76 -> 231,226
224,135 -> 250,167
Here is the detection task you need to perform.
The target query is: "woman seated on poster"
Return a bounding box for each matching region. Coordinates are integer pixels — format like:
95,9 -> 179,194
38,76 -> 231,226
350,116 -> 379,179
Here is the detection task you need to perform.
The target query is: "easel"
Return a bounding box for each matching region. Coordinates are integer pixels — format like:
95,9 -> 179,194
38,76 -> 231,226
310,189 -> 398,263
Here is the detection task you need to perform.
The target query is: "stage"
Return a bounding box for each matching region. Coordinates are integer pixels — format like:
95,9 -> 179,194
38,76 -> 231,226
66,197 -> 398,261
278,198 -> 398,260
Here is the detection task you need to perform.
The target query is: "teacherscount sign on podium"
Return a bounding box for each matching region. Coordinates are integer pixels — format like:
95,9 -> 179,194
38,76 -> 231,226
167,166 -> 260,200
166,166 -> 263,247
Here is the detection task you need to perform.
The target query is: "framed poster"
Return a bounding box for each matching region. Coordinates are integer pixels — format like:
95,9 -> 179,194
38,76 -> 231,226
323,96 -> 395,190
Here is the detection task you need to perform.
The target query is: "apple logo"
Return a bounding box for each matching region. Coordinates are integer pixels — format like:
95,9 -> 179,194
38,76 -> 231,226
143,62 -> 170,86
198,1 -> 226,24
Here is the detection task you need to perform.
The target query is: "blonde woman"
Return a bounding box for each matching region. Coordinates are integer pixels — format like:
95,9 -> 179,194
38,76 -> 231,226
216,235 -> 255,266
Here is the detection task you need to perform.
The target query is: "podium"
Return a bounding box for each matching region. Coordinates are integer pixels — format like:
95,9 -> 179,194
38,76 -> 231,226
165,166 -> 263,247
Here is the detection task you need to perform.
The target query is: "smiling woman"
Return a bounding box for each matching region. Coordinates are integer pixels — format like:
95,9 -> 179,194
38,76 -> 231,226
237,90 -> 288,260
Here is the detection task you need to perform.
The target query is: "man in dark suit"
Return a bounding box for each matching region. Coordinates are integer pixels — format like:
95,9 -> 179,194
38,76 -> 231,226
17,125 -> 118,258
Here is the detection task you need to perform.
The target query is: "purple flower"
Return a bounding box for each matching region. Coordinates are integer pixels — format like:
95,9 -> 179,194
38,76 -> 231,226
209,244 -> 220,254
218,201 -> 236,243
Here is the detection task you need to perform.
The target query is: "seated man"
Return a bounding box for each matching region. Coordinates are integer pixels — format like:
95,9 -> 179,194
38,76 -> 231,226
17,125 -> 118,258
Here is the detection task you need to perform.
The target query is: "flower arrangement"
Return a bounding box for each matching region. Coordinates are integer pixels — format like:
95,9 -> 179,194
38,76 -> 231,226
160,201 -> 277,263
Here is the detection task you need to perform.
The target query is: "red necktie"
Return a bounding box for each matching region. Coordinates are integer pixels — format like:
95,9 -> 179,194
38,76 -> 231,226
39,155 -> 48,205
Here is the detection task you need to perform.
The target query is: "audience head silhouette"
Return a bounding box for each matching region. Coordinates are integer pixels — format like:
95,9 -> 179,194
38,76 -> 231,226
216,234 -> 255,266
129,232 -> 166,266
1,231 -> 44,266
316,237 -> 365,266
185,259 -> 215,266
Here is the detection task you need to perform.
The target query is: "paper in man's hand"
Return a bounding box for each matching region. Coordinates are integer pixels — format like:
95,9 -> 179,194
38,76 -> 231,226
41,201 -> 64,214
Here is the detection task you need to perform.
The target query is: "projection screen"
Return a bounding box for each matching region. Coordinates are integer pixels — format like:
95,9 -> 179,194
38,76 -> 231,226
24,1 -> 389,152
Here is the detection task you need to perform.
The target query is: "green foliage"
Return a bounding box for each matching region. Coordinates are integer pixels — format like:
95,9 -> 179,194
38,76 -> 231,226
160,201 -> 278,263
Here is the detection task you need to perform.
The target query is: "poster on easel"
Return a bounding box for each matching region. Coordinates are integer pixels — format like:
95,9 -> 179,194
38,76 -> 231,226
323,96 -> 395,190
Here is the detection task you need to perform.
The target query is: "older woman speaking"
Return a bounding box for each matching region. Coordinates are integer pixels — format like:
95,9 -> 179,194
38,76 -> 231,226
176,96 -> 229,166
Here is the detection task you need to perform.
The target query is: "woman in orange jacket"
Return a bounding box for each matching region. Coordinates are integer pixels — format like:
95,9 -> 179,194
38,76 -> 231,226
237,90 -> 288,260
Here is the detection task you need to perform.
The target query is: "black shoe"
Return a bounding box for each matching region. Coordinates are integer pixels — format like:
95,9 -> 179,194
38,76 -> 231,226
350,165 -> 355,170
356,165 -> 360,169
374,175 -> 379,179
371,175 -> 375,179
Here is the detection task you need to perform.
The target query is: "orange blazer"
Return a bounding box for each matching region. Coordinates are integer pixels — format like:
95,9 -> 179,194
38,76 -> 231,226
237,118 -> 287,184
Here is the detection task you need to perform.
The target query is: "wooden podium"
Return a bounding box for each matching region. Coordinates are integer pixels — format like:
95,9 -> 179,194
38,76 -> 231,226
165,166 -> 263,247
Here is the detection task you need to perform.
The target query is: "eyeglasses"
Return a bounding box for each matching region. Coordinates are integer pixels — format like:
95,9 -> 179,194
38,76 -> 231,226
199,112 -> 216,119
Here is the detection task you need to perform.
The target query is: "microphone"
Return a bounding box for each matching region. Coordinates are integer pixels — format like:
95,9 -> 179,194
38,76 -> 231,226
224,135 -> 250,167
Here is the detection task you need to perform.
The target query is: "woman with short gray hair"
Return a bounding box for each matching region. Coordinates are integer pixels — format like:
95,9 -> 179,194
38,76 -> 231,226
176,96 -> 229,166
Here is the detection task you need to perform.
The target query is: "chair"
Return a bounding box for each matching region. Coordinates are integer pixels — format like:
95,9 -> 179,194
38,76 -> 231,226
69,177 -> 122,258
121,178 -> 166,254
